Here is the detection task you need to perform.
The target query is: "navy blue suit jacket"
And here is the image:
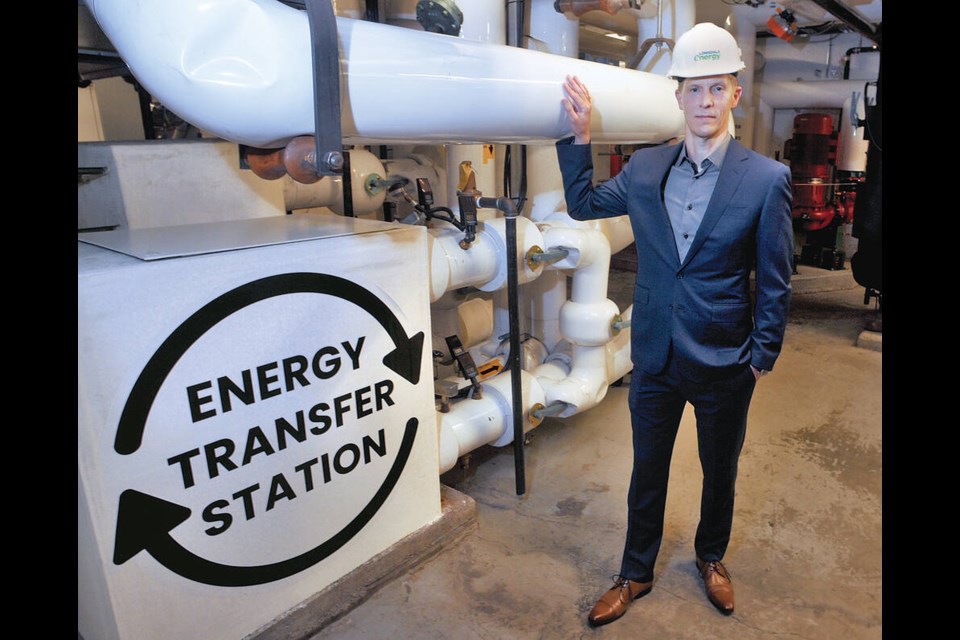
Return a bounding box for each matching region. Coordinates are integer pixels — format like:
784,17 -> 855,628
557,137 -> 793,379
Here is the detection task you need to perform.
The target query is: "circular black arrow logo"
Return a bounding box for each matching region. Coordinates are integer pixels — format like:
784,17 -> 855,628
113,417 -> 419,586
115,272 -> 424,455
111,272 -> 425,586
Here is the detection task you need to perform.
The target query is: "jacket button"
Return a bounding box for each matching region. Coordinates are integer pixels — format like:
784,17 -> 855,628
677,273 -> 684,279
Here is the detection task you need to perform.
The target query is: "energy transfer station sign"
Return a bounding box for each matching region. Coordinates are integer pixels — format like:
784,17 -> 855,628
110,272 -> 425,586
79,220 -> 439,640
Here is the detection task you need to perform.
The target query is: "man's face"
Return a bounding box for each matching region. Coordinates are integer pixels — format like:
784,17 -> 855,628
675,75 -> 743,142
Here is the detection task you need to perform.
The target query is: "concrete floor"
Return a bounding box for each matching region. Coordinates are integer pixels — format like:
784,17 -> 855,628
310,267 -> 882,640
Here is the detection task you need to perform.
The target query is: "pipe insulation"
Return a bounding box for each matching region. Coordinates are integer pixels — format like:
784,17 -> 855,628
759,80 -> 869,109
836,95 -> 868,173
437,369 -> 547,474
282,149 -> 385,214
606,305 -> 634,382
535,223 -> 623,416
84,0 -> 684,148
426,216 -> 544,302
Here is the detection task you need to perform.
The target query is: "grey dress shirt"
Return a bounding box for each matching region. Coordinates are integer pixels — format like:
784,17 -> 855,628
663,135 -> 731,263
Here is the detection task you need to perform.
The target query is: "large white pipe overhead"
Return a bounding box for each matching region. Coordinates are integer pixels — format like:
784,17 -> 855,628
85,0 -> 684,149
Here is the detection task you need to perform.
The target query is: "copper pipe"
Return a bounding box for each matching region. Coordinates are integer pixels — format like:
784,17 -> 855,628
282,135 -> 322,185
243,146 -> 287,181
554,0 -> 636,17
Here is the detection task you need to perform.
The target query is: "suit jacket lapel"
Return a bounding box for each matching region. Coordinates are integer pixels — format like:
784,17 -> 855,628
653,143 -> 684,267
680,139 -> 748,268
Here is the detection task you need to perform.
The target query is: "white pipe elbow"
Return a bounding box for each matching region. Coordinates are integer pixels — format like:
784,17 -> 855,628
542,345 -> 609,416
541,224 -> 608,269
540,213 -> 633,279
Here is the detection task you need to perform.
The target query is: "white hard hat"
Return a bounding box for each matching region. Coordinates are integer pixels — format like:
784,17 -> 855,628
667,23 -> 746,79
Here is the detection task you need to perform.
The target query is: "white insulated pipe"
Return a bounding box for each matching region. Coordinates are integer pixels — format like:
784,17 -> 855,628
836,95 -> 868,173
541,224 -> 614,306
541,210 -> 635,259
437,369 -> 547,474
443,0 -> 504,220
634,0 -> 696,74
426,216 -> 545,302
544,344 -> 611,416
427,225 -> 499,303
759,80 -> 868,109
85,0 -> 684,149
605,305 -> 634,384
534,222 -> 623,417
457,0 -> 507,44
525,271 -> 567,353
529,0 -> 580,57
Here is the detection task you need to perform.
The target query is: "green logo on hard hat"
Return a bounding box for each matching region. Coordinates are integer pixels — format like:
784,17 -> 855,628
694,49 -> 721,62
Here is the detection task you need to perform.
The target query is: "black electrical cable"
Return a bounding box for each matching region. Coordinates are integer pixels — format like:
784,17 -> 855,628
425,207 -> 459,227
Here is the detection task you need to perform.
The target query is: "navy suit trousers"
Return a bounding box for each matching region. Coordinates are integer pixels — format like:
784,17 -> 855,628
619,351 -> 757,583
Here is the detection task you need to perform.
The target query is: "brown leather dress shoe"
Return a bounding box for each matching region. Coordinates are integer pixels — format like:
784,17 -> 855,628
587,575 -> 653,626
696,557 -> 735,614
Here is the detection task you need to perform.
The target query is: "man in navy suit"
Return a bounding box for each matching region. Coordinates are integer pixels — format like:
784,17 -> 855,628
556,23 -> 793,626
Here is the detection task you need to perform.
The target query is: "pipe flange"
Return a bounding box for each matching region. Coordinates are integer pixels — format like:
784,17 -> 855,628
365,173 -> 384,195
525,245 -> 544,270
416,0 -> 463,36
528,402 -> 545,428
283,136 -> 321,184
611,314 -> 624,335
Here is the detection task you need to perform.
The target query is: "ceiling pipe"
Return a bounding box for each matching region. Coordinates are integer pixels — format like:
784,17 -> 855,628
633,0 -> 695,75
804,0 -> 880,47
627,0 -> 672,70
759,79 -> 867,109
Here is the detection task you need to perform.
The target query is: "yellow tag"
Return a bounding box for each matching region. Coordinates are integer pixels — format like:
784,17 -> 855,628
458,161 -> 475,192
483,144 -> 494,164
